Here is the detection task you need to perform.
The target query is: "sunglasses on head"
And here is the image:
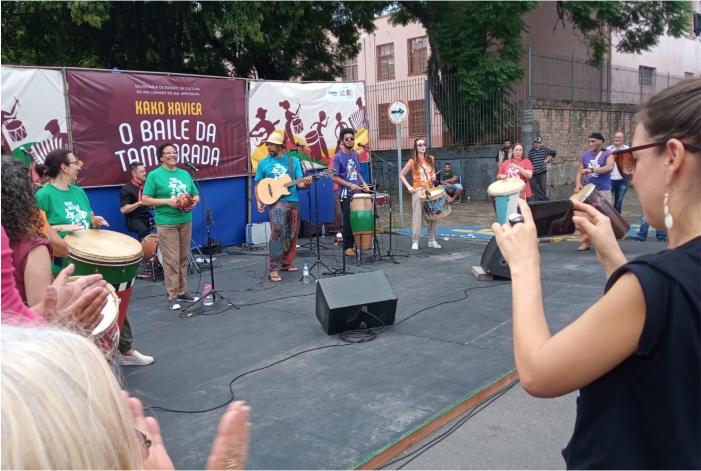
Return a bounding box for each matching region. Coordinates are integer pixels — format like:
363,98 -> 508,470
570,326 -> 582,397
613,140 -> 701,180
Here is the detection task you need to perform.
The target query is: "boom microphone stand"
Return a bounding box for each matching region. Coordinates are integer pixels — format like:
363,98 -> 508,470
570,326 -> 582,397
181,160 -> 239,311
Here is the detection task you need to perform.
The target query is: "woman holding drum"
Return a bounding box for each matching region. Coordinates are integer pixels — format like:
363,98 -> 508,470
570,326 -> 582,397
399,138 -> 442,250
142,142 -> 200,311
496,143 -> 533,201
492,78 -> 700,469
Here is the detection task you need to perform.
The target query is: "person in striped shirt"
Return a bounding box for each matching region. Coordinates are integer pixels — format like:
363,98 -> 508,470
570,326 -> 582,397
527,137 -> 558,201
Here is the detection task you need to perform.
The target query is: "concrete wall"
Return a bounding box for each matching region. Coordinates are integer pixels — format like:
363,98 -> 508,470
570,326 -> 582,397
521,99 -> 638,198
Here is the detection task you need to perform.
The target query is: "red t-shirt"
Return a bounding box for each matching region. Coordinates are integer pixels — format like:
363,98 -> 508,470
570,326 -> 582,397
498,158 -> 534,199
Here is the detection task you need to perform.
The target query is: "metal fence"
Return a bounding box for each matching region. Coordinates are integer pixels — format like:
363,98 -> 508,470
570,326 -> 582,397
364,50 -> 688,151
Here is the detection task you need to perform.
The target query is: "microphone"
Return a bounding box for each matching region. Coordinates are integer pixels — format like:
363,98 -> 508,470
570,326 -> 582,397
357,143 -> 368,149
295,142 -> 308,148
19,147 -> 31,156
183,158 -> 199,172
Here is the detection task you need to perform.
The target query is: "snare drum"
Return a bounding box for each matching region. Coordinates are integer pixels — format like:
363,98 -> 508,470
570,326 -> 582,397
64,230 -> 143,332
419,187 -> 452,221
70,277 -> 120,363
488,179 -> 526,225
570,183 -> 630,239
141,234 -> 163,266
375,192 -> 389,207
350,193 -> 374,249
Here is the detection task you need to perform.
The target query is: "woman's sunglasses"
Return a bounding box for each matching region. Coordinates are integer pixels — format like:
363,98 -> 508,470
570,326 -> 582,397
613,140 -> 700,180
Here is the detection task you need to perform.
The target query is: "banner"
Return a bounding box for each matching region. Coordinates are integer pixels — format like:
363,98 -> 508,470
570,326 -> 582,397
66,70 -> 248,187
248,81 -> 369,173
1,67 -> 68,182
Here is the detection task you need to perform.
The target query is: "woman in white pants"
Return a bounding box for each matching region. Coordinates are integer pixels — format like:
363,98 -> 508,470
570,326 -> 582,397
399,138 -> 441,250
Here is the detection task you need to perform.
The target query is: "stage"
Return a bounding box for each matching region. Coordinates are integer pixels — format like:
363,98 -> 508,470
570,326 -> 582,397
122,234 -> 661,469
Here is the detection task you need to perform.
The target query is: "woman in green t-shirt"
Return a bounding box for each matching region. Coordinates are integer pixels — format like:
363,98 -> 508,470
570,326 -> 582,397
142,142 -> 200,310
35,149 -> 109,274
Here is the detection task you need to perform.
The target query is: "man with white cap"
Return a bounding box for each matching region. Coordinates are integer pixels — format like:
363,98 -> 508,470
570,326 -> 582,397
254,131 -> 312,282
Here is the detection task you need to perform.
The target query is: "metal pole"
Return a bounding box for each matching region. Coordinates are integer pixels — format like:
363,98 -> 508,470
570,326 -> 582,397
397,124 -> 404,226
571,54 -> 575,101
528,46 -> 532,98
425,79 -> 431,149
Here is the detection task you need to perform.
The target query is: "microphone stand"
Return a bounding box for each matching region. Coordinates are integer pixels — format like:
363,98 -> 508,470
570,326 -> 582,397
361,146 -> 404,262
181,163 -> 239,312
296,145 -> 315,252
304,170 -> 334,280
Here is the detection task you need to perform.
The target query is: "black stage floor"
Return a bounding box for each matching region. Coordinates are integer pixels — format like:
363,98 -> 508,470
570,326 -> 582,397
122,235 -> 660,470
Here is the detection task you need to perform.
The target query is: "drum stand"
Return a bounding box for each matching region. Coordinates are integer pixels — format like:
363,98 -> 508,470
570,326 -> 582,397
182,169 -> 239,311
304,173 -> 335,280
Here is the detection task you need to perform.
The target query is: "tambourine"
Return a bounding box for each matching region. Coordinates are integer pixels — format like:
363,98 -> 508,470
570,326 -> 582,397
176,193 -> 196,212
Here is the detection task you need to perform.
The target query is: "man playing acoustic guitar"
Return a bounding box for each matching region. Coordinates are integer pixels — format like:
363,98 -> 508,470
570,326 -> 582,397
254,131 -> 312,282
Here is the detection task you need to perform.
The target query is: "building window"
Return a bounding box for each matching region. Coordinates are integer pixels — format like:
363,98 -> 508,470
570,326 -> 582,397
378,103 -> 394,138
685,72 -> 694,78
639,66 -> 655,86
408,37 -> 428,75
408,100 -> 425,136
344,57 -> 358,81
376,43 -> 395,80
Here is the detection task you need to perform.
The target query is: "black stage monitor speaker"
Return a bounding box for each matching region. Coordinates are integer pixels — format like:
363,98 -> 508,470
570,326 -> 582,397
480,236 -> 511,279
315,271 -> 398,335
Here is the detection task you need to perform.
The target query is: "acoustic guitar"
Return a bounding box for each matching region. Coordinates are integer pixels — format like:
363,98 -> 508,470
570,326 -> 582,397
256,168 -> 334,205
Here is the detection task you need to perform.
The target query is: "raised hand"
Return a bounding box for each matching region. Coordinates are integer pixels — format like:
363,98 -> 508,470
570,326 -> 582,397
206,401 -> 252,470
122,391 -> 175,471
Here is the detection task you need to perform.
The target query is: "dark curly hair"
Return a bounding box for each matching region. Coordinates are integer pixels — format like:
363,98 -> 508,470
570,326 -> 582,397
157,142 -> 176,163
1,155 -> 46,243
35,148 -> 71,179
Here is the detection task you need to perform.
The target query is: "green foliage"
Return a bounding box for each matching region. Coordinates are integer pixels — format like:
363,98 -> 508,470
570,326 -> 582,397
557,1 -> 693,67
1,1 -> 384,79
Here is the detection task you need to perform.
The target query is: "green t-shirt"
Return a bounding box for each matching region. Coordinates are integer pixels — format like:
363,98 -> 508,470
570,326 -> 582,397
142,166 -> 199,225
438,170 -> 455,183
36,183 -> 93,273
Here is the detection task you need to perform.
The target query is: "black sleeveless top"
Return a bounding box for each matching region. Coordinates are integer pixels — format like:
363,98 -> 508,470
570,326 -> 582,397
563,236 -> 700,469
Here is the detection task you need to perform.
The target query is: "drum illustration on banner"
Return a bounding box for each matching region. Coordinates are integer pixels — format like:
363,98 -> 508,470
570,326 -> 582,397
1,67 -> 69,184
248,82 -> 367,173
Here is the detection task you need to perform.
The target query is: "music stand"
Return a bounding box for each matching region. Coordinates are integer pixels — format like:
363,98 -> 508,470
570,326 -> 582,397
181,165 -> 239,312
304,171 -> 334,280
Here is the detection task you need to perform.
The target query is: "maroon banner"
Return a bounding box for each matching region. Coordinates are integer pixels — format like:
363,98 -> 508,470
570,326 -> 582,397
66,70 -> 248,187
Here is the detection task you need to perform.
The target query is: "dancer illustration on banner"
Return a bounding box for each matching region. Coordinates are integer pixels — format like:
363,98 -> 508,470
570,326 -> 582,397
334,112 -> 350,140
279,100 -> 302,148
249,107 -> 280,147
309,111 -> 330,160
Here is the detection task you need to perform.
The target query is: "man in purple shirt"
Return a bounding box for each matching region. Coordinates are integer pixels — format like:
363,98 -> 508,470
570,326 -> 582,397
574,132 -> 615,251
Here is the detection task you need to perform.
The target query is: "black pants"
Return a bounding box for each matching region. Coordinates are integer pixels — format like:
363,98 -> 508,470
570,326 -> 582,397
340,196 -> 355,250
530,172 -> 549,201
118,315 -> 133,353
126,216 -> 151,240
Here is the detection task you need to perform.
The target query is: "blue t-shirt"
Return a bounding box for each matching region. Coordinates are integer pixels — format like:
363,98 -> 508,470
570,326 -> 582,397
580,148 -> 614,191
332,150 -> 362,196
254,153 -> 304,202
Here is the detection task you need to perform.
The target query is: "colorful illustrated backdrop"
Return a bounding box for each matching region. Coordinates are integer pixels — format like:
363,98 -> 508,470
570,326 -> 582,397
66,70 -> 248,187
1,67 -> 68,183
248,81 -> 370,174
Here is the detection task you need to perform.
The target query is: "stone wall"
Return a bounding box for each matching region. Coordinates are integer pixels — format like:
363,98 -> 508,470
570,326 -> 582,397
370,99 -> 639,200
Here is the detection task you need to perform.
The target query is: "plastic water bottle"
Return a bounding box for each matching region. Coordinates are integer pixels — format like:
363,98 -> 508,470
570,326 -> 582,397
321,224 -> 326,238
202,283 -> 214,306
303,263 -> 309,284
467,194 -> 471,203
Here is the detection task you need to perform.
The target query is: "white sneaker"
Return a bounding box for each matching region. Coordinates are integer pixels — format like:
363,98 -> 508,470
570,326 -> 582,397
119,350 -> 155,366
411,242 -> 419,250
428,240 -> 442,249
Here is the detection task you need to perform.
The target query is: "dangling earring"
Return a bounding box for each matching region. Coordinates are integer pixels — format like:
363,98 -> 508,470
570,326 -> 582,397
663,189 -> 673,230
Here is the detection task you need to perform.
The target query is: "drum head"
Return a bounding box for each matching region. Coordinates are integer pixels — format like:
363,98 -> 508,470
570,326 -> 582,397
65,229 -> 143,265
352,193 -> 372,199
569,183 -> 595,202
419,187 -> 445,201
66,277 -> 119,335
488,178 -> 525,196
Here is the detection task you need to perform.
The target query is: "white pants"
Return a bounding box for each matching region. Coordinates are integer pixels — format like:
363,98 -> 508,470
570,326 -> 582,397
412,190 -> 437,242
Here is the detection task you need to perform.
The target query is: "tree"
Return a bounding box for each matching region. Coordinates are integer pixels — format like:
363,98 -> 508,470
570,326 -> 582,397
1,1 -> 385,79
389,1 -> 693,144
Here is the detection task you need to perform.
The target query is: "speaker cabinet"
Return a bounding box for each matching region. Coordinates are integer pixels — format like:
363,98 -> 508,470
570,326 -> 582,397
315,271 -> 398,335
480,236 -> 511,279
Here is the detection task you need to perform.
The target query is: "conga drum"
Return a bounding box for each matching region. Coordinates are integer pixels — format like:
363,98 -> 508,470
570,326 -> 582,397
488,179 -> 526,225
419,187 -> 451,220
64,230 -> 143,332
350,193 -> 374,250
70,276 -> 121,363
570,183 -> 631,239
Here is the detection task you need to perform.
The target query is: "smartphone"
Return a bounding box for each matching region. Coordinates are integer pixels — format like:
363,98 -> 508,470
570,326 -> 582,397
518,200 -> 576,237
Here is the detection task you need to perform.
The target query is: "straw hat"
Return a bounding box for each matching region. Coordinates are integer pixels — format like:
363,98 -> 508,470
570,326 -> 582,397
263,130 -> 286,147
